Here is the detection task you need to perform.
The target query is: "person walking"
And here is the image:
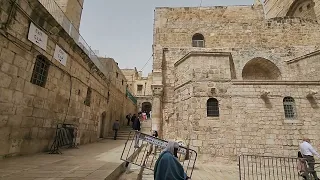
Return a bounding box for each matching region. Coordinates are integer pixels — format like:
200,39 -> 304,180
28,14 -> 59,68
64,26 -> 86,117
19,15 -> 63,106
130,114 -> 137,129
112,120 -> 120,140
132,116 -> 141,148
300,138 -> 320,180
126,113 -> 131,126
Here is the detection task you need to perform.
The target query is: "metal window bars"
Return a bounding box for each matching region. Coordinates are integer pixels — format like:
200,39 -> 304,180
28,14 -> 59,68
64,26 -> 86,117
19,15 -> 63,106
30,55 -> 49,87
192,40 -> 205,47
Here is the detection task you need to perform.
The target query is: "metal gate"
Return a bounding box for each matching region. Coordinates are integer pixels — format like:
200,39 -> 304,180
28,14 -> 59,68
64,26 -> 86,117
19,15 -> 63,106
239,154 -> 305,180
120,131 -> 197,178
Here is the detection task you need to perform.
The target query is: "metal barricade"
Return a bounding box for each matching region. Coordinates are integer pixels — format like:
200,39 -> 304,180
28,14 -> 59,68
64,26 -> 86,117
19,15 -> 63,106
238,154 -> 306,180
120,131 -> 197,178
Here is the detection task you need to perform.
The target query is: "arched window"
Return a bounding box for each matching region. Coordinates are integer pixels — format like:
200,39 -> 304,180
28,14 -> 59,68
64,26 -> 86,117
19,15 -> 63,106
283,97 -> 296,119
192,33 -> 205,47
207,98 -> 219,117
31,55 -> 50,87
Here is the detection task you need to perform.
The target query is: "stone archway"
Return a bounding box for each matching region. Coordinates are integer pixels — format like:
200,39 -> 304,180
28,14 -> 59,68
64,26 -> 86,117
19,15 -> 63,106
141,102 -> 152,119
242,57 -> 281,80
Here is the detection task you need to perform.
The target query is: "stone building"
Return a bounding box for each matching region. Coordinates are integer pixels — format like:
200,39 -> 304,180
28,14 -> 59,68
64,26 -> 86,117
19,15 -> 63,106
152,0 -> 320,160
0,0 -> 136,158
122,68 -> 153,115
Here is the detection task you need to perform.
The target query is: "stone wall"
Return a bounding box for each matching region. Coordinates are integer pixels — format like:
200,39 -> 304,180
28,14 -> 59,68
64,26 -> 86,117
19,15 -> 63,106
153,4 -> 320,160
0,0 -> 136,158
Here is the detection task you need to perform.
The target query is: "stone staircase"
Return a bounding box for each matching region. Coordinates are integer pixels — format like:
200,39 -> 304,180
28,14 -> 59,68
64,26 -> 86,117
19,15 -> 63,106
106,126 -> 133,140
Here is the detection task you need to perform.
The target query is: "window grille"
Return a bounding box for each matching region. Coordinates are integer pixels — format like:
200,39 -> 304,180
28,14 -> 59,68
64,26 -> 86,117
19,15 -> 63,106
192,40 -> 205,47
207,98 -> 219,117
283,97 -> 296,119
31,55 -> 50,87
192,33 -> 205,47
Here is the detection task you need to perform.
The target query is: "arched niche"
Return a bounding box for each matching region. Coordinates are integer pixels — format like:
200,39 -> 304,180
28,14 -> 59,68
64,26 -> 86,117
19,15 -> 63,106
242,57 -> 281,80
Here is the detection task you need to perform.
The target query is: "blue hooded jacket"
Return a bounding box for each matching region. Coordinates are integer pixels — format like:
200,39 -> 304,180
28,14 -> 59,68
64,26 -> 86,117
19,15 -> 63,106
154,142 -> 187,180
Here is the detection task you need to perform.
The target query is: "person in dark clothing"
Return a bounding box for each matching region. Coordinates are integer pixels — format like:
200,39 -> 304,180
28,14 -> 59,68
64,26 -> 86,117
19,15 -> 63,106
112,120 -> 120,140
133,117 -> 141,148
133,117 -> 141,131
126,113 -> 131,126
131,114 -> 136,129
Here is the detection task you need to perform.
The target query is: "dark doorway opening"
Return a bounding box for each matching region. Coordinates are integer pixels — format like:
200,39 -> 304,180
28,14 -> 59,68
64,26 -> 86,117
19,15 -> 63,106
142,102 -> 152,119
100,112 -> 106,138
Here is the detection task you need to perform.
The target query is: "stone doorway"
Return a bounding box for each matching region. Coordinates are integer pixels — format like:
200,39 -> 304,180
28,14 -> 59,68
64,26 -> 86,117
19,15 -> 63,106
141,102 -> 152,118
99,111 -> 106,138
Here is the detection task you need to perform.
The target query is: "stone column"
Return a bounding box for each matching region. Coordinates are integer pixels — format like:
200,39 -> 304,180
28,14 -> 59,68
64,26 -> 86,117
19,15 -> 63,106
151,85 -> 163,137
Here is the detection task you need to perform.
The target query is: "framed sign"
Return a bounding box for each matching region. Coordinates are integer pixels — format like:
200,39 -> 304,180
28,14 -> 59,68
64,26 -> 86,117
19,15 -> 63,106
27,22 -> 48,50
53,45 -> 68,66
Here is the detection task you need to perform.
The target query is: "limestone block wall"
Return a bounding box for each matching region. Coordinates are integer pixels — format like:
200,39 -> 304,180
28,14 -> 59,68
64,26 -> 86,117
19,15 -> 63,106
0,0 -> 136,158
153,5 -> 320,159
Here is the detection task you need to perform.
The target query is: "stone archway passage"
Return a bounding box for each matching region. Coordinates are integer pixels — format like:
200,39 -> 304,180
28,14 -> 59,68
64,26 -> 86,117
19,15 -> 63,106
242,57 -> 282,80
142,102 -> 152,118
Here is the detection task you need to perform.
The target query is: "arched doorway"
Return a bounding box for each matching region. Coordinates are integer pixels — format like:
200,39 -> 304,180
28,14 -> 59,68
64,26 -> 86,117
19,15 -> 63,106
141,102 -> 152,119
99,111 -> 106,138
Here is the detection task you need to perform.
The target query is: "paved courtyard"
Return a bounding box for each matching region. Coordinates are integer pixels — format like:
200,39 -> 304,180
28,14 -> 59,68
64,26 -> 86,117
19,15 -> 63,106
0,140 -> 126,180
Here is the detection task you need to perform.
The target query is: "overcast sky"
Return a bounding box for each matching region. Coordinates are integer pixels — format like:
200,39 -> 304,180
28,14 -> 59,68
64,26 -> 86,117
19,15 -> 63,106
80,0 -> 255,76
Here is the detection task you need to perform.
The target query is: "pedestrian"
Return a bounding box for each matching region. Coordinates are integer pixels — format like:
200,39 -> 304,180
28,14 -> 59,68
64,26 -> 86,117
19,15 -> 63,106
154,141 -> 189,180
130,114 -> 136,129
300,137 -> 320,180
133,116 -> 141,148
133,116 -> 141,131
126,113 -> 131,126
112,120 -> 120,140
297,151 -> 308,180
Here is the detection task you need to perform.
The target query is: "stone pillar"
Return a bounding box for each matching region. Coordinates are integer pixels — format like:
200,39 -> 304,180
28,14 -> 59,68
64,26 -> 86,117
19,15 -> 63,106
151,85 -> 163,137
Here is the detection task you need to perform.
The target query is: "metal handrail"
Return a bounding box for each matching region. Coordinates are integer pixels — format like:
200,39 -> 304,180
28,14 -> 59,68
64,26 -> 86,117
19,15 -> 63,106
38,0 -> 109,77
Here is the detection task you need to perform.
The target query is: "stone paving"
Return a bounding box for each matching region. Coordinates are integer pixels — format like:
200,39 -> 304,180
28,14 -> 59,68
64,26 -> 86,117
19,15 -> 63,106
0,139 -> 127,180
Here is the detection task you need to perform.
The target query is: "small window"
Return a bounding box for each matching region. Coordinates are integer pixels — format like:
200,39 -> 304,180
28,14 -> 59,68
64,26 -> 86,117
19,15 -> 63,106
137,85 -> 143,91
31,55 -> 50,87
207,98 -> 219,117
192,33 -> 205,47
283,97 -> 296,119
299,6 -> 303,12
122,80 -> 124,85
84,87 -> 92,106
107,91 -> 110,103
116,72 -> 119,78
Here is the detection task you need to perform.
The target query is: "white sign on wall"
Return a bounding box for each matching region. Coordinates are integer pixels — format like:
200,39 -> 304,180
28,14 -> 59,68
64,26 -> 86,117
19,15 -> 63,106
54,45 -> 68,66
27,22 -> 48,51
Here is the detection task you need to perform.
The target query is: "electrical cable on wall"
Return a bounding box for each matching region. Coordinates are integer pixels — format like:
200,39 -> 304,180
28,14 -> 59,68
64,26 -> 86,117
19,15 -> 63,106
140,54 -> 153,72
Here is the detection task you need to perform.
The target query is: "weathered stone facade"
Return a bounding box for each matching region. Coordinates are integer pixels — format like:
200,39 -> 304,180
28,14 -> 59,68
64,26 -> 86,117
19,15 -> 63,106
122,68 -> 153,113
0,0 -> 136,158
152,0 -> 320,160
